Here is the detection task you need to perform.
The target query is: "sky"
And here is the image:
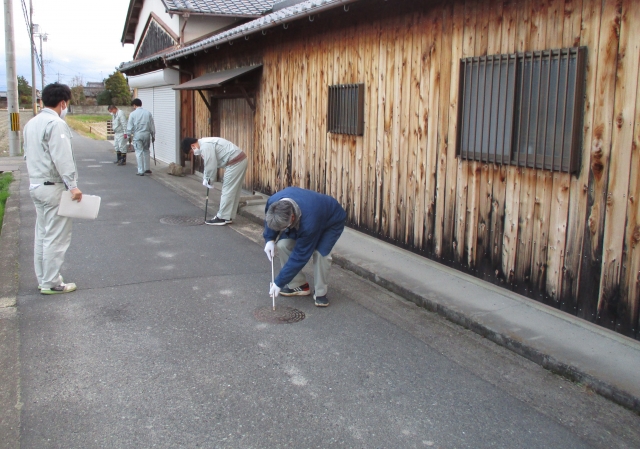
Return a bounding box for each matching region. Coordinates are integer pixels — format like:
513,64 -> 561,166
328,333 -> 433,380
0,0 -> 136,91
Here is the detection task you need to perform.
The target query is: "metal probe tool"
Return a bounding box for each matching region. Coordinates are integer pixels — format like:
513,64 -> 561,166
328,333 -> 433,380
271,256 -> 275,311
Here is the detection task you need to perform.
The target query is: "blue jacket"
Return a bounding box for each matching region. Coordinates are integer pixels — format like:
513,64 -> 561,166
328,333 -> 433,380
264,187 -> 346,288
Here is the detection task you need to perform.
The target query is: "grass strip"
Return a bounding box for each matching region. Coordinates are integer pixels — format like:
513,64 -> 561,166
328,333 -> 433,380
68,114 -> 112,123
66,115 -> 109,140
0,172 -> 14,233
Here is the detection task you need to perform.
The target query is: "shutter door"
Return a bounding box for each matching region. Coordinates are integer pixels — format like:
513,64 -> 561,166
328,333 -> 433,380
136,88 -> 154,114
152,86 -> 178,164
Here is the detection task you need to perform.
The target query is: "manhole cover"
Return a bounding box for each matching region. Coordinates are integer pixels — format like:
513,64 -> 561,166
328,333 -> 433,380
253,306 -> 305,324
159,216 -> 204,226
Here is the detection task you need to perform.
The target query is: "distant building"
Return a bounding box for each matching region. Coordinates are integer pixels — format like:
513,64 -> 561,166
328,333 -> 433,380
84,82 -> 105,99
0,91 -> 7,108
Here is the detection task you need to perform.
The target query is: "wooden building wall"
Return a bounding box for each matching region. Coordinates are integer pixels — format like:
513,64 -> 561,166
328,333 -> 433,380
183,0 -> 640,339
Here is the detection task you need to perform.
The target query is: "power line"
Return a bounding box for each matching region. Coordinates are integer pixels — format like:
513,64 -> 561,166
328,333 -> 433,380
19,0 -> 43,77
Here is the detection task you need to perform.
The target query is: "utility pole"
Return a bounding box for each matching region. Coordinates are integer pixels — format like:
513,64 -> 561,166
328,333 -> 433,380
29,0 -> 37,114
3,0 -> 21,156
35,30 -> 47,89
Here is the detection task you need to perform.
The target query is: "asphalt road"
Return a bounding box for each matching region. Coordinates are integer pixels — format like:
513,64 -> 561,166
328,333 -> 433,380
15,133 -> 640,448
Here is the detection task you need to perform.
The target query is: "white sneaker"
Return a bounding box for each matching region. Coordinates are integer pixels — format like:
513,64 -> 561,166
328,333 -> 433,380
40,282 -> 77,295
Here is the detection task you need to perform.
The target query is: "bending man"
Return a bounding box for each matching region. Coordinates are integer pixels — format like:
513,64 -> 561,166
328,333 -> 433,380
263,187 -> 346,307
126,98 -> 155,176
23,82 -> 82,294
108,105 -> 128,165
181,137 -> 248,226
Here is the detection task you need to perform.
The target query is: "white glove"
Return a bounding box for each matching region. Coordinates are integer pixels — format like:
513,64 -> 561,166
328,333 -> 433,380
264,240 -> 275,261
270,282 -> 281,298
202,179 -> 213,189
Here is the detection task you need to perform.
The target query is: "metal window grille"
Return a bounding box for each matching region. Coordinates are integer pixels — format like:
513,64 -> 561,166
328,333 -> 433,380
457,47 -> 587,173
327,83 -> 365,135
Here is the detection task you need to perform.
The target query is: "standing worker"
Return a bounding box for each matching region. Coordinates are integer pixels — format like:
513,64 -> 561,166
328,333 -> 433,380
181,137 -> 248,226
108,105 -> 128,166
263,187 -> 346,307
126,98 -> 155,176
23,83 -> 82,294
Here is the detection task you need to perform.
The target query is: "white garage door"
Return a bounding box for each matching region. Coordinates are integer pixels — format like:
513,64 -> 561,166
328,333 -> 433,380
152,86 -> 178,164
136,88 -> 154,113
133,86 -> 178,164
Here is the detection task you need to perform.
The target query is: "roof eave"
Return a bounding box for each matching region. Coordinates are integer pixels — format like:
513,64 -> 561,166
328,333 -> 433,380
119,54 -> 167,76
121,0 -> 144,45
165,0 -> 359,61
163,8 -> 266,19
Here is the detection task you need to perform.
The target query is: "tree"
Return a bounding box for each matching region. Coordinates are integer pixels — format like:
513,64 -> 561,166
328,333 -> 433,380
96,90 -> 112,105
18,75 -> 32,105
102,70 -> 131,106
69,76 -> 85,105
70,86 -> 85,105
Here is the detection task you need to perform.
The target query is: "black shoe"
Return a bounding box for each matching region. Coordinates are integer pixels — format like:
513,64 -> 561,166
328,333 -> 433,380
144,170 -> 152,174
314,295 -> 329,307
205,216 -> 227,226
280,283 -> 311,296
114,152 -> 121,163
136,173 -> 144,176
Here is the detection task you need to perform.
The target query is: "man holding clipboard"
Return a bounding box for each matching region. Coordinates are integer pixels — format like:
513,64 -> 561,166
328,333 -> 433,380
23,83 -> 82,295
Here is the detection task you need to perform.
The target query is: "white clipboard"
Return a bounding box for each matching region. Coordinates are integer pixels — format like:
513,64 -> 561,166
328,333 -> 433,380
57,191 -> 101,219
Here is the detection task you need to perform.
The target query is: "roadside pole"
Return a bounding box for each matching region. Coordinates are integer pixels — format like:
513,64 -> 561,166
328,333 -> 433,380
29,0 -> 37,115
3,0 -> 21,156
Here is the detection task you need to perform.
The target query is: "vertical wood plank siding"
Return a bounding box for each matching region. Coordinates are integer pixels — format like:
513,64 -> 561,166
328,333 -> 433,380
187,0 -> 640,338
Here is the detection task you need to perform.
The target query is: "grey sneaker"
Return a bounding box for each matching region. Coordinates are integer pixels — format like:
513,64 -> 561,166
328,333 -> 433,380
41,282 -> 77,295
314,295 -> 329,307
205,216 -> 227,226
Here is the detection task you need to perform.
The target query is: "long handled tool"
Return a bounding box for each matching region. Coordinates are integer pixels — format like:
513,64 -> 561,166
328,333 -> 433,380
152,140 -> 157,165
204,186 -> 210,222
271,256 -> 276,311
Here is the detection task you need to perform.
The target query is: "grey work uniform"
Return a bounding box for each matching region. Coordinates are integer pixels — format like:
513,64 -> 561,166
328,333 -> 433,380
111,109 -> 128,153
200,137 -> 248,220
23,108 -> 79,289
126,107 -> 155,174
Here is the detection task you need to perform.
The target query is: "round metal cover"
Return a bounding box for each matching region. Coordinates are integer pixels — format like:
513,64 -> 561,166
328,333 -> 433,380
253,306 -> 305,324
159,215 -> 204,226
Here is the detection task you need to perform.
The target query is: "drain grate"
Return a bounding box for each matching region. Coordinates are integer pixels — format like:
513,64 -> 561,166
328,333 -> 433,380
253,306 -> 305,324
159,216 -> 204,226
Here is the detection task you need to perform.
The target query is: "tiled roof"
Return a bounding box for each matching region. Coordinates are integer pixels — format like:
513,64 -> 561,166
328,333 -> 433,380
161,0 -> 278,17
166,0 -> 357,60
119,53 -> 167,73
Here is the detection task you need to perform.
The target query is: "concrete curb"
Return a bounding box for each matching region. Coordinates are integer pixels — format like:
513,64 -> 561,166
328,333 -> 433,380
0,170 -> 22,449
330,254 -> 640,415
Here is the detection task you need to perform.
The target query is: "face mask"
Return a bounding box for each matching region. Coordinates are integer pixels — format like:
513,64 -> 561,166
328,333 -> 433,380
192,146 -> 201,156
60,102 -> 68,119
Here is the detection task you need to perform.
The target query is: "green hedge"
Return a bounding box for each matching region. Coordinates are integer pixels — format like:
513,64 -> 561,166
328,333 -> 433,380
0,172 -> 14,233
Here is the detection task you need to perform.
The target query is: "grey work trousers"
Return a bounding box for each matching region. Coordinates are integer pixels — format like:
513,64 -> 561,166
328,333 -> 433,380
29,183 -> 72,288
114,133 -> 127,153
217,158 -> 248,220
276,238 -> 331,297
133,137 -> 151,173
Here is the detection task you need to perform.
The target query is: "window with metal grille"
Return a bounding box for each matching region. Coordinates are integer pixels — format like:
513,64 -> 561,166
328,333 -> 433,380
327,84 -> 365,135
456,47 -> 587,173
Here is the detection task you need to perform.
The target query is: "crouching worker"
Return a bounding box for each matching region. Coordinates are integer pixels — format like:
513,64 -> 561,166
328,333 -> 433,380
181,137 -> 248,226
263,187 -> 346,307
